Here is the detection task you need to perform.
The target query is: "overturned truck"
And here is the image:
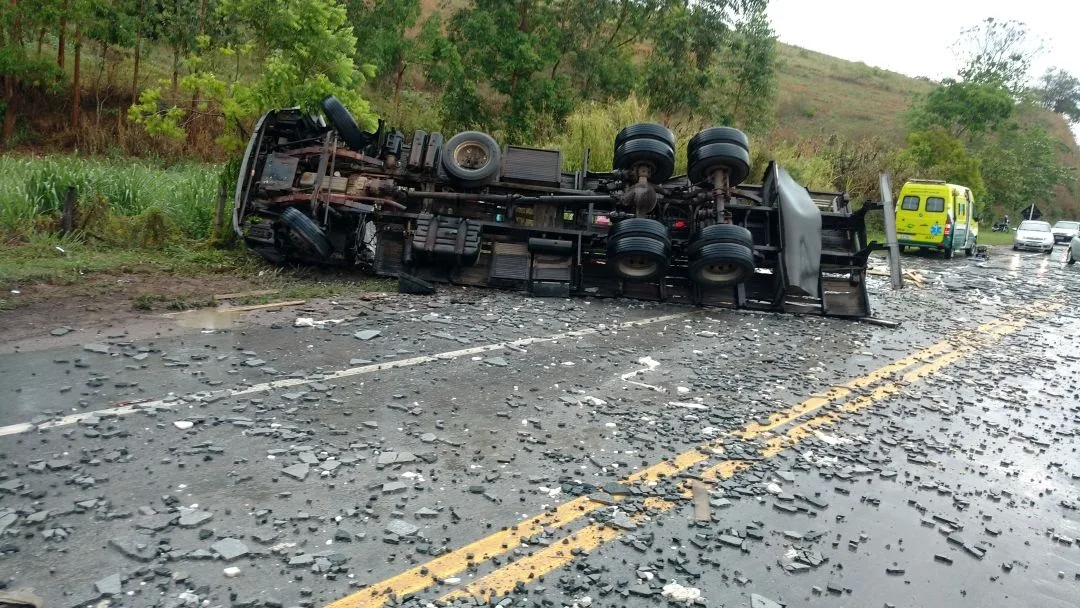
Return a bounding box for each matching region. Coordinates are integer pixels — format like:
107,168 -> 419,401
235,97 -> 882,317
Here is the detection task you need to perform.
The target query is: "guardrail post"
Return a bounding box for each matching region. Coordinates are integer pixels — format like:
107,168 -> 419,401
879,173 -> 903,289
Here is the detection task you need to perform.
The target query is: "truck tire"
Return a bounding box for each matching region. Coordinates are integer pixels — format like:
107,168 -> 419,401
442,131 -> 502,186
687,142 -> 751,186
281,207 -> 332,259
321,96 -> 372,152
687,224 -> 754,258
688,126 -> 749,154
610,218 -> 671,250
688,242 -> 755,286
614,123 -> 676,152
614,138 -> 676,183
608,236 -> 669,281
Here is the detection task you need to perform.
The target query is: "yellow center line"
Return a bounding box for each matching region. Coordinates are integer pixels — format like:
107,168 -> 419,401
440,478 -> 736,602
326,304 -> 1052,608
434,306 -> 1055,603
734,313 -> 1019,441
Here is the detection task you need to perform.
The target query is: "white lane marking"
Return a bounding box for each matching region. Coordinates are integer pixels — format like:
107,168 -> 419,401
0,312 -> 692,438
619,355 -> 666,392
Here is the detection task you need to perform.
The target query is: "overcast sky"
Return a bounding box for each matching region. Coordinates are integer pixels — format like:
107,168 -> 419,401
767,0 -> 1078,85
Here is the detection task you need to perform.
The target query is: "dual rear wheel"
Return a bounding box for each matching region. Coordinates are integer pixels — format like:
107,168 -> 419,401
607,219 -> 755,286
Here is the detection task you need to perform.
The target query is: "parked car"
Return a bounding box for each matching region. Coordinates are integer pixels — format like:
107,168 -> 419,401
1051,220 -> 1080,242
894,180 -> 979,258
1013,220 -> 1055,253
1067,235 -> 1080,264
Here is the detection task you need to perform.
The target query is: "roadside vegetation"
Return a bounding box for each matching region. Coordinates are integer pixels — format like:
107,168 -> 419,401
2,1 -> 1080,300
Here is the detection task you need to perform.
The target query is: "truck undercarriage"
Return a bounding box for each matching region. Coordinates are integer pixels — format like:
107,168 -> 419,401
234,97 -> 882,317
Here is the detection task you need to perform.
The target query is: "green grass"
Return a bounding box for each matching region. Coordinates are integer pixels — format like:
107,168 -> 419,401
975,230 -> 1014,246
0,234 -> 394,312
866,228 -> 1015,248
0,155 -> 223,241
0,238 -> 252,285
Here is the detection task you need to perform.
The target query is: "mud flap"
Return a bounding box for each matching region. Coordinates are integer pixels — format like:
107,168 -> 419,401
763,162 -> 822,298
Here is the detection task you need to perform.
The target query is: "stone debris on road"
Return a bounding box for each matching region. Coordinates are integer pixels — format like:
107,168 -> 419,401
0,254 -> 1079,608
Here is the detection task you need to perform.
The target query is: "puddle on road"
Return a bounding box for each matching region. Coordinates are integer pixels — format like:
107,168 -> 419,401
173,308 -> 245,330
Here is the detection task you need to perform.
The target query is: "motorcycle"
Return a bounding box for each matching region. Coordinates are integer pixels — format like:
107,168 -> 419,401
992,219 -> 1010,232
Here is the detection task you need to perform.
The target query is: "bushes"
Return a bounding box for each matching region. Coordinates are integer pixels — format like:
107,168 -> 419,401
0,155 -> 220,244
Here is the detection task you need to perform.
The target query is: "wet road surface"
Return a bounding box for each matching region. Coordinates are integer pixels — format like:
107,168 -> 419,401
1,245 -> 1079,608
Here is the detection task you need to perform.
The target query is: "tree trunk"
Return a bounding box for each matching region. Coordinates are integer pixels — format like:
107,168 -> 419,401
10,0 -> 21,43
171,46 -> 180,93
71,25 -> 81,129
2,76 -> 17,145
3,0 -> 21,144
57,0 -> 67,68
101,41 -> 111,93
392,59 -> 406,124
186,90 -> 200,150
132,5 -> 143,104
37,28 -> 46,55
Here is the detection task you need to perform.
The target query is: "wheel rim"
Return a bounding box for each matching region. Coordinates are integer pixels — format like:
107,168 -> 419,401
616,255 -> 659,278
699,261 -> 745,284
453,142 -> 490,170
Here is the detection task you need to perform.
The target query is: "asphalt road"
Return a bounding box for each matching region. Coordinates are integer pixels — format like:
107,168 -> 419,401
1,245 -> 1079,608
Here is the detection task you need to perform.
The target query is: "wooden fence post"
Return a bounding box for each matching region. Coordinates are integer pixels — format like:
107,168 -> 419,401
213,183 -> 227,240
61,186 -> 77,234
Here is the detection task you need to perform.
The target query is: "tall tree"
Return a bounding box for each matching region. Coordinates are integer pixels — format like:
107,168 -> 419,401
156,0 -> 200,93
977,122 -> 1073,213
444,0 -> 573,141
908,78 -> 1014,140
719,6 -> 777,132
641,0 -> 767,121
344,0 -> 441,124
1035,67 -> 1080,124
1,0 -> 65,143
953,17 -> 1042,94
131,0 -> 376,149
904,128 -> 986,204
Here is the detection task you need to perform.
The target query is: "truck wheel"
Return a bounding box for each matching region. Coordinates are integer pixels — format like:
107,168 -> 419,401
965,239 -> 975,256
687,142 -> 751,186
614,138 -> 675,183
321,96 -> 372,152
688,242 -> 755,286
687,224 -> 753,258
614,123 -> 676,152
610,218 -> 671,250
608,236 -> 669,281
281,207 -> 332,259
688,127 -> 749,154
441,131 -> 502,186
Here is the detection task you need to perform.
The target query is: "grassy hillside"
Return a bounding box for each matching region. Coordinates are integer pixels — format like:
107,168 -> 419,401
773,44 -> 935,144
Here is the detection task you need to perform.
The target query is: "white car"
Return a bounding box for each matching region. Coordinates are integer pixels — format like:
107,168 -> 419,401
1051,220 -> 1080,243
1013,220 -> 1055,253
1067,235 -> 1080,264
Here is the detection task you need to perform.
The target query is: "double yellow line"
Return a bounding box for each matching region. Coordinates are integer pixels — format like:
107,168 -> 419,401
327,303 -> 1057,608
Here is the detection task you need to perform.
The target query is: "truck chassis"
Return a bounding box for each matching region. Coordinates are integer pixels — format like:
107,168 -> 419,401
234,98 -> 881,317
